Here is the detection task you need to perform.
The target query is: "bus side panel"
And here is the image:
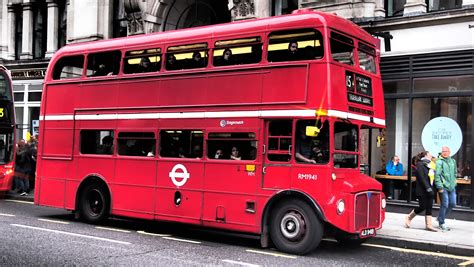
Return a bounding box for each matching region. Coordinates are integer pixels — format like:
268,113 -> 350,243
154,161 -> 203,222
41,120 -> 74,158
262,66 -> 307,104
206,72 -> 262,105
37,178 -> 66,208
117,80 -> 160,108
79,82 -> 118,109
202,162 -> 259,230
160,76 -> 209,106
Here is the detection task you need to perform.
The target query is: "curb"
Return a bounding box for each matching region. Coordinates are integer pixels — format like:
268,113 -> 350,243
371,235 -> 474,257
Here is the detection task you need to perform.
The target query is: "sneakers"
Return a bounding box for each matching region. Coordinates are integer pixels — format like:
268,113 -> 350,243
438,224 -> 451,231
20,192 -> 28,196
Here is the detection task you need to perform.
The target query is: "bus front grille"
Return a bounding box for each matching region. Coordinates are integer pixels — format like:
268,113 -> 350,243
354,191 -> 381,232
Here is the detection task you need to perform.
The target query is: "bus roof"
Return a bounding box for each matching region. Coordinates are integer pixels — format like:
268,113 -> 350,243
54,10 -> 377,57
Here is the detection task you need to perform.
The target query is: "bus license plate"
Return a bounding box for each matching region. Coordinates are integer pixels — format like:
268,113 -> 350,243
359,228 -> 375,238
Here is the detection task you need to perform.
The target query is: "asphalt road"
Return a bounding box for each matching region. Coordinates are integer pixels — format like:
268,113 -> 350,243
0,199 -> 471,266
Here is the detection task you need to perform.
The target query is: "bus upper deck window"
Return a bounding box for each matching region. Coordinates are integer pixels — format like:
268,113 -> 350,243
52,55 -> 84,80
123,48 -> 161,74
268,29 -> 323,62
86,51 -> 121,77
166,43 -> 208,70
213,37 -> 262,66
358,43 -> 376,74
330,32 -> 354,66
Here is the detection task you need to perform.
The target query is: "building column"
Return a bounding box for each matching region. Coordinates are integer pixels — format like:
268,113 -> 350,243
374,0 -> 385,18
7,4 -> 15,60
45,0 -> 58,58
255,0 -> 270,18
20,1 -> 34,60
403,0 -> 426,16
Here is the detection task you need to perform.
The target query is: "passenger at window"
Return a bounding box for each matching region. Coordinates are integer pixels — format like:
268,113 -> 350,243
295,126 -> 316,164
214,149 -> 224,159
178,147 -> 186,158
137,57 -> 152,73
191,144 -> 202,158
221,48 -> 234,65
97,135 -> 113,154
191,51 -> 205,68
311,144 -> 327,163
93,63 -> 111,76
166,54 -> 179,70
230,146 -> 241,160
287,41 -> 300,61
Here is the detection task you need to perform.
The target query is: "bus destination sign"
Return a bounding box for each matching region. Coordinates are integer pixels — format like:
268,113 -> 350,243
346,71 -> 373,106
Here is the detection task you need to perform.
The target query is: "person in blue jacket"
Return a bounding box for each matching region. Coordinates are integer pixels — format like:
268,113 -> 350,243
385,155 -> 404,199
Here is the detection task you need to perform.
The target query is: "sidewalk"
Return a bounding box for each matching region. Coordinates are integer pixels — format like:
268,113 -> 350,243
4,190 -> 473,256
373,212 -> 474,256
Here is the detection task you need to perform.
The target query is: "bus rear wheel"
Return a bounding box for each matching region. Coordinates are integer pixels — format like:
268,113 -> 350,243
79,182 -> 109,224
270,199 -> 323,255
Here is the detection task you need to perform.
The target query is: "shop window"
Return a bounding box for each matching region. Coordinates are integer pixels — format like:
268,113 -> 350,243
268,29 -> 323,62
14,93 -> 24,102
160,130 -> 203,158
213,36 -> 262,66
28,92 -> 42,102
86,51 -> 121,77
295,120 -> 329,164
123,48 -> 161,74
414,75 -> 474,93
330,32 -> 354,66
166,43 -> 208,70
117,132 -> 155,157
267,120 -> 292,162
80,130 -> 114,155
383,80 -> 410,94
207,132 -> 257,160
426,0 -> 462,12
52,55 -> 84,80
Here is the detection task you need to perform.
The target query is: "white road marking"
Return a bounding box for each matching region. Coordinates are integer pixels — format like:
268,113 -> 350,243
0,213 -> 15,217
137,230 -> 170,237
222,259 -> 261,266
4,199 -> 34,204
38,218 -> 70,225
459,259 -> 474,266
245,249 -> 297,259
95,226 -> 131,233
11,224 -> 131,245
162,236 -> 201,244
362,243 -> 473,261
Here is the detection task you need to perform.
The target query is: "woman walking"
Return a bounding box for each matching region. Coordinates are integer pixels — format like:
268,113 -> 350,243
405,151 -> 437,231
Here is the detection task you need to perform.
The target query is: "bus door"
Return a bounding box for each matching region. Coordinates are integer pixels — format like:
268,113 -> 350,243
155,129 -> 204,223
262,120 -> 293,189
202,129 -> 260,229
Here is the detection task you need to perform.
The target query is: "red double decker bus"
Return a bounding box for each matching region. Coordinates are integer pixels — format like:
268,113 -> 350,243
0,66 -> 16,193
36,10 -> 386,254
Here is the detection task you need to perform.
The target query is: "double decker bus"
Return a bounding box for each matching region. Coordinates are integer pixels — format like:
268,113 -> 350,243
0,66 -> 16,193
36,9 -> 386,254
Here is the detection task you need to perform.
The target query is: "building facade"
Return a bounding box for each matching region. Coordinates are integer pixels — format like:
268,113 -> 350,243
0,0 -> 472,209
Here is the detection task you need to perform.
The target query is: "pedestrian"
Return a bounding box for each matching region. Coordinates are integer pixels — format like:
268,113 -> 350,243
405,151 -> 437,231
435,146 -> 457,231
13,139 -> 33,196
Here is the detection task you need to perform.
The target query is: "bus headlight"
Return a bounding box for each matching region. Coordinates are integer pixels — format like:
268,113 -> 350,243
336,200 -> 345,214
381,198 -> 386,209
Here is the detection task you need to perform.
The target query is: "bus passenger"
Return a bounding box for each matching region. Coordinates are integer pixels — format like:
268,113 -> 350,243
221,48 -> 234,65
191,144 -> 202,158
214,149 -> 223,159
295,127 -> 316,164
190,51 -> 205,68
166,54 -> 179,70
97,136 -> 113,154
230,146 -> 241,160
287,41 -> 300,61
93,63 -> 111,76
137,57 -> 152,73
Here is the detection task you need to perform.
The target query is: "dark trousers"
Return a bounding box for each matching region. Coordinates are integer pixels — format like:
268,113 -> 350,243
414,194 -> 434,216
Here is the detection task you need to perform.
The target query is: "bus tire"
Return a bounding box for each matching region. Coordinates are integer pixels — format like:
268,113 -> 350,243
270,199 -> 323,255
79,182 -> 109,224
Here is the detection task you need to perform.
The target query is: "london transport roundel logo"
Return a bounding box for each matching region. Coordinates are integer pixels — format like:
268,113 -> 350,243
169,164 -> 190,187
220,120 -> 227,127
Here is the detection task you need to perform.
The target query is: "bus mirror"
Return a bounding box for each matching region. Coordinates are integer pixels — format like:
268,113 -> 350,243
306,126 -> 320,137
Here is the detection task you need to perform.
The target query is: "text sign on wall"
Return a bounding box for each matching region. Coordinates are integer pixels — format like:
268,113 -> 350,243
421,117 -> 462,156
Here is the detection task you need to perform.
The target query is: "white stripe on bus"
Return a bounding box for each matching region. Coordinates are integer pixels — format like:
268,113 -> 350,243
39,109 -> 384,126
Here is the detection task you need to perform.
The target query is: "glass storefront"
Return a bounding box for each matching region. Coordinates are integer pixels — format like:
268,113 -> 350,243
376,50 -> 473,209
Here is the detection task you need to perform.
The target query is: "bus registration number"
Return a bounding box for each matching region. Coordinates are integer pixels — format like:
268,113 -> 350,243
359,228 -> 375,238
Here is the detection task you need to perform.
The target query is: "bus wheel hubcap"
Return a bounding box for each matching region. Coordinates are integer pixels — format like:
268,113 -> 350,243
280,211 -> 305,241
88,189 -> 103,215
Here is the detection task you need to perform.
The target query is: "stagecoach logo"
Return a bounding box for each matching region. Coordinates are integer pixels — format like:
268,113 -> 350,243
169,164 -> 190,187
220,120 -> 244,127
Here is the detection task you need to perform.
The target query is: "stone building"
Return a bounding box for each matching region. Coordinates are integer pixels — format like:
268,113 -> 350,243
0,0 -> 472,208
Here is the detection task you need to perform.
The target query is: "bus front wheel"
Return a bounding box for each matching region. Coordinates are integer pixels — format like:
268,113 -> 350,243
270,199 -> 323,255
79,182 -> 109,224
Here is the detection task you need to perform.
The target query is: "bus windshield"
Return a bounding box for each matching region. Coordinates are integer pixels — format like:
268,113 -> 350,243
333,122 -> 358,168
0,73 -> 13,101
